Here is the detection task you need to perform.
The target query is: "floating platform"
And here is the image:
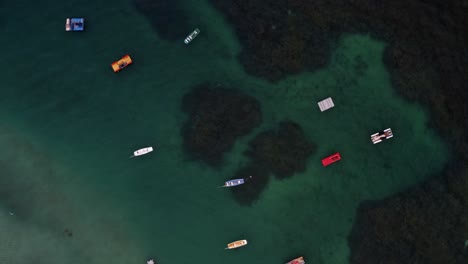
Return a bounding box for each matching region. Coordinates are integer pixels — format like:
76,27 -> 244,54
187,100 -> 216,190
317,97 -> 334,112
65,18 -> 84,31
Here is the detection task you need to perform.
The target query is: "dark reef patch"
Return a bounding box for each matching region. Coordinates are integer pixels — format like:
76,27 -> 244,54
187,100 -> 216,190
246,121 -> 315,179
230,121 -> 315,206
133,0 -> 191,42
209,0 -> 468,262
229,164 -> 270,206
181,84 -> 262,167
349,165 -> 468,264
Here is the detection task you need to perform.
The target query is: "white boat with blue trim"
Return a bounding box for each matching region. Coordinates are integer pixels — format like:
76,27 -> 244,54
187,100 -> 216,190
220,176 -> 252,188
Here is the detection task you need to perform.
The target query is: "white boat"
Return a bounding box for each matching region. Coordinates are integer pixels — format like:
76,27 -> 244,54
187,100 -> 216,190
184,28 -> 200,44
146,259 -> 155,264
65,18 -> 71,31
131,147 -> 154,158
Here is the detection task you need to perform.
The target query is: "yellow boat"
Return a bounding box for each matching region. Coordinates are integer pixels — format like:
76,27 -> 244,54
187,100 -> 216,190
225,239 -> 247,249
111,54 -> 132,72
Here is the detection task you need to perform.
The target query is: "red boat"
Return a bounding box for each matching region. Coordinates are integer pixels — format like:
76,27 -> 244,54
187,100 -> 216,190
321,152 -> 341,166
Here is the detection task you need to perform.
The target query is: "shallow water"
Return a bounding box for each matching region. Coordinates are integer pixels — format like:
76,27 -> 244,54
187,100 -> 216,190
0,0 -> 448,263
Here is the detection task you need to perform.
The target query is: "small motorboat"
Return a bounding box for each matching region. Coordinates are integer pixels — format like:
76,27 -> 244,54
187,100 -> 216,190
220,176 -> 252,188
131,147 -> 153,158
286,256 -> 305,264
225,239 -> 247,249
111,55 -> 133,72
321,152 -> 341,167
371,128 -> 393,144
184,28 -> 200,44
146,259 -> 155,264
65,18 -> 84,31
221,178 -> 244,187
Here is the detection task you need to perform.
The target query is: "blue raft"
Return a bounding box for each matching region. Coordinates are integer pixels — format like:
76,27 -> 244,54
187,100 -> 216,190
66,18 -> 84,31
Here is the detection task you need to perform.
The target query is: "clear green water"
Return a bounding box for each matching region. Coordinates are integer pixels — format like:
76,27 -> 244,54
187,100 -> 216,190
0,0 -> 448,263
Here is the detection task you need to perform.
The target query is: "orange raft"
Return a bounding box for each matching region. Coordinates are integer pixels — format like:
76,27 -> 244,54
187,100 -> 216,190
111,55 -> 132,72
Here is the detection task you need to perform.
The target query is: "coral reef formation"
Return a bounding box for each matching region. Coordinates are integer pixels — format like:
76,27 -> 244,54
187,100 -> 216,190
181,84 -> 262,166
208,0 -> 468,262
229,164 -> 270,206
231,121 -> 315,205
182,84 -> 314,204
246,121 -> 315,179
349,165 -> 468,264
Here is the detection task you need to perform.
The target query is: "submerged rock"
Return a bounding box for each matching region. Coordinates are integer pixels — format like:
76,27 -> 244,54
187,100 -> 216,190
246,121 -> 315,179
181,84 -> 262,166
229,120 -> 315,206
229,164 -> 270,206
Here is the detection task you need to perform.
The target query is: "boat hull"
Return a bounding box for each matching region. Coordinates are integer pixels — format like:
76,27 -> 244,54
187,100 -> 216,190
111,55 -> 133,72
321,152 -> 341,166
224,178 -> 245,187
286,256 -> 305,264
371,128 -> 393,144
226,239 -> 247,249
133,147 -> 153,157
184,28 -> 200,44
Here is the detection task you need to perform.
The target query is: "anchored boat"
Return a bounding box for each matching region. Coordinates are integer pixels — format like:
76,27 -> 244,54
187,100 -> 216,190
225,239 -> 247,249
321,152 -> 341,167
221,178 -> 244,187
131,147 -> 153,158
65,18 -> 84,31
371,128 -> 393,144
220,176 -> 252,188
286,256 -> 305,264
111,55 -> 133,72
184,28 -> 200,44
146,259 -> 156,264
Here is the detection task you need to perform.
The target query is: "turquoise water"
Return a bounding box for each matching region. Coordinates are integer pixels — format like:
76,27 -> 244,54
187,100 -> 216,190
0,0 -> 448,263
